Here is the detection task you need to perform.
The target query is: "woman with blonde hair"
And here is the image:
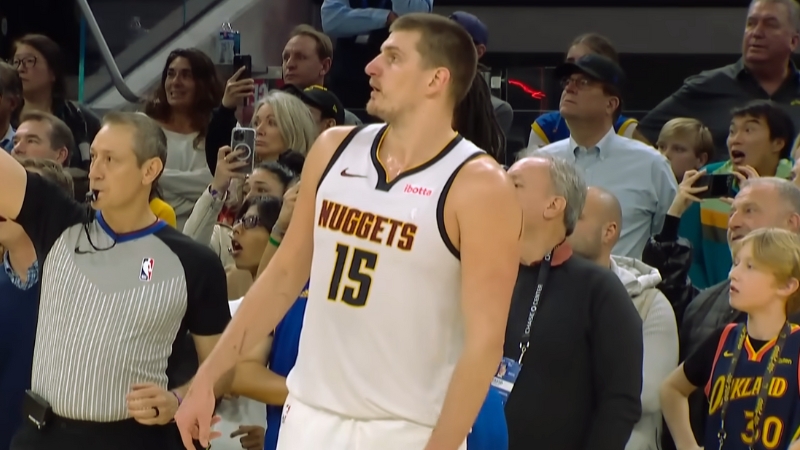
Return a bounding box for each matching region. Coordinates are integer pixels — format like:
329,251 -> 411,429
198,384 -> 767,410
661,227 -> 800,450
183,90 -> 316,270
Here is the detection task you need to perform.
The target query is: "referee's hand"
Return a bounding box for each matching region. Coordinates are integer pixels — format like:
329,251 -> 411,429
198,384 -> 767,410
126,383 -> 178,425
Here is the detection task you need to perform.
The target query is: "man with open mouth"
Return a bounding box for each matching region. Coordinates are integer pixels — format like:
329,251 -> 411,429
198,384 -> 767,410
675,99 -> 794,290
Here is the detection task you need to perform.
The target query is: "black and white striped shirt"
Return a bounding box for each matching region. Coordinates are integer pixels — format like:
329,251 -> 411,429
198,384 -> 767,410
16,173 -> 230,421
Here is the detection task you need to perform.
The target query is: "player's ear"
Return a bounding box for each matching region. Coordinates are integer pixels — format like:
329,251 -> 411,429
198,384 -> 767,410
429,67 -> 452,96
544,195 -> 566,220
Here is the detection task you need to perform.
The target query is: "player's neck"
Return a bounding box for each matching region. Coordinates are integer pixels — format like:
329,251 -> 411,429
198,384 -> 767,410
520,224 -> 565,265
383,108 -> 457,166
100,199 -> 159,235
747,304 -> 787,341
566,117 -> 613,149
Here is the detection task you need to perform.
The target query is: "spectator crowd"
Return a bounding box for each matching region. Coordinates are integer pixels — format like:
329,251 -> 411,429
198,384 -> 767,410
3,0 -> 800,450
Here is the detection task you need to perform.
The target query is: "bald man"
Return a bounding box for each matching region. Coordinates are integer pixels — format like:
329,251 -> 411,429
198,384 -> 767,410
568,186 -> 678,450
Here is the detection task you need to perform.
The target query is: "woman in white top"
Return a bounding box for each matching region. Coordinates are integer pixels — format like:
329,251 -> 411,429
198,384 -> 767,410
183,91 -> 315,267
144,48 -> 224,229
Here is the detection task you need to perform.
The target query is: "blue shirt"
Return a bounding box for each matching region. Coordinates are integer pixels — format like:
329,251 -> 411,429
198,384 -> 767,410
263,281 -> 507,450
321,0 -> 433,38
0,126 -> 14,153
0,252 -> 41,450
538,127 -> 678,258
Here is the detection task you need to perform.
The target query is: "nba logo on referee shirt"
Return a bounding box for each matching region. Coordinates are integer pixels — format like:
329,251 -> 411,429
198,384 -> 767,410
140,258 -> 154,282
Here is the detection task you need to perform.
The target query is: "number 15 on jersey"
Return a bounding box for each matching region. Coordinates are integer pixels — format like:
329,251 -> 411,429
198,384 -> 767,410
327,243 -> 379,307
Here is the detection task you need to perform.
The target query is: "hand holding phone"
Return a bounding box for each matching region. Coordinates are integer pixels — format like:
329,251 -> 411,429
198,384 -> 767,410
695,173 -> 736,199
233,54 -> 252,79
222,61 -> 255,109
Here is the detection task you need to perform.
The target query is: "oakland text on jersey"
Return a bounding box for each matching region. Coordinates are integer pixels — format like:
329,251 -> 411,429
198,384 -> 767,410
708,375 -> 790,413
317,199 -> 417,251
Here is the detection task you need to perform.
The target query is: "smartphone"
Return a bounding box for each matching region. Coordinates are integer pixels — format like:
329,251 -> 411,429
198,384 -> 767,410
696,174 -> 736,199
233,54 -> 252,79
230,127 -> 256,174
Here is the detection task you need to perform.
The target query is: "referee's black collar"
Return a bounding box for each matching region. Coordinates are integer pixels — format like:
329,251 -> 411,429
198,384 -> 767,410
96,211 -> 167,244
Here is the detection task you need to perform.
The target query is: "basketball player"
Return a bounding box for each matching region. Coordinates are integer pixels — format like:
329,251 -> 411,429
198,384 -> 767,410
175,12 -> 521,450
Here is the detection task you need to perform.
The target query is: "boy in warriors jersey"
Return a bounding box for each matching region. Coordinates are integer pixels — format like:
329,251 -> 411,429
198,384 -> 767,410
175,13 -> 521,450
661,228 -> 800,450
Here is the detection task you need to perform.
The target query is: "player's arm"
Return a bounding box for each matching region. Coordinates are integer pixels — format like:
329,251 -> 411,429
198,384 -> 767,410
0,147 -> 29,220
426,157 -> 521,450
191,126 -> 355,386
659,364 -> 700,450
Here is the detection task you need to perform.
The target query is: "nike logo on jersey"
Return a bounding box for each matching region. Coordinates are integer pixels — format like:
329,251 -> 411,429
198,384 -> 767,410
724,351 -> 734,357
340,168 -> 367,178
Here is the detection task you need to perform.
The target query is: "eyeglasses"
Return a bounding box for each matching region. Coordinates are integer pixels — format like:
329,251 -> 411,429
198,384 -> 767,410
560,77 -> 596,90
233,215 -> 261,230
12,56 -> 36,69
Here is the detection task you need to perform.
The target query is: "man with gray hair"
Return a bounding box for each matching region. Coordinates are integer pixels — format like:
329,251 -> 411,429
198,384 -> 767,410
639,0 -> 800,158
0,112 -> 232,449
500,153 -> 643,450
643,176 -> 800,447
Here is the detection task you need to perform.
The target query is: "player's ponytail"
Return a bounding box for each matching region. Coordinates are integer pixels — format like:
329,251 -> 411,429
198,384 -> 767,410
453,67 -> 505,164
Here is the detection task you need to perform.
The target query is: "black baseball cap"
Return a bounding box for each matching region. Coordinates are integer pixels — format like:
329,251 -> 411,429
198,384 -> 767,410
554,54 -> 626,91
282,84 -> 345,125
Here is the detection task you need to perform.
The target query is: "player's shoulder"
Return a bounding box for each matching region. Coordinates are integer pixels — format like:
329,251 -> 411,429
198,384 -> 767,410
449,152 -> 513,203
154,225 -> 225,275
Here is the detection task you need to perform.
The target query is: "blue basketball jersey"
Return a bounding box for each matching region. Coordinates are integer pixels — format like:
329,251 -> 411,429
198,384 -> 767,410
703,323 -> 800,450
531,112 -> 637,145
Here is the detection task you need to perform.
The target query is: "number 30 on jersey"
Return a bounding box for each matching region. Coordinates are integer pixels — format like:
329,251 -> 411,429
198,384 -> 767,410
327,243 -> 379,307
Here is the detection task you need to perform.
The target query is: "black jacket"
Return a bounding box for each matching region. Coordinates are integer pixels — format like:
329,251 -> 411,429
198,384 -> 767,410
504,245 -> 643,450
641,215 -> 698,326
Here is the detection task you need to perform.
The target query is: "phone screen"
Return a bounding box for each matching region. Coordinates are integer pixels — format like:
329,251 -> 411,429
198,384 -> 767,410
233,55 -> 252,79
696,174 -> 736,199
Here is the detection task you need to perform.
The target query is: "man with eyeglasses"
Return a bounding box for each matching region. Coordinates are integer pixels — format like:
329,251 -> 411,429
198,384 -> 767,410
527,55 -> 677,259
0,61 -> 22,152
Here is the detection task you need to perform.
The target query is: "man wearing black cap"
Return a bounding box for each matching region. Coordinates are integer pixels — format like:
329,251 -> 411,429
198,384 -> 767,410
531,54 -> 677,259
283,85 -> 346,134
449,11 -> 513,137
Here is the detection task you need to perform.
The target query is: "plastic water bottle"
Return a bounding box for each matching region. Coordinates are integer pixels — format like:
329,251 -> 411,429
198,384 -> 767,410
217,22 -> 235,64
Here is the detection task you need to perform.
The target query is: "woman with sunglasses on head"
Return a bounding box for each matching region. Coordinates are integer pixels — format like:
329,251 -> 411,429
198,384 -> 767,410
184,158 -> 296,270
661,227 -> 800,450
12,34 -> 101,170
213,195 -> 282,450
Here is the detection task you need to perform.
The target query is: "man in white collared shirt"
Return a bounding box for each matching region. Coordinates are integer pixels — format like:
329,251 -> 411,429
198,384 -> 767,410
529,54 -> 677,258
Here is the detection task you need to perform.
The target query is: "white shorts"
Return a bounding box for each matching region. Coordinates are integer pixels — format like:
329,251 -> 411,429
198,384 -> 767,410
276,395 -> 467,450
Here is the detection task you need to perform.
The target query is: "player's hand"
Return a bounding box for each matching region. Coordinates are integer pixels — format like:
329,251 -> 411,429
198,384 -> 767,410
732,164 -> 759,183
212,146 -> 247,192
667,169 -> 708,217
126,383 -> 179,425
275,182 -> 300,232
231,425 -> 265,450
174,378 -> 221,449
222,66 -> 255,109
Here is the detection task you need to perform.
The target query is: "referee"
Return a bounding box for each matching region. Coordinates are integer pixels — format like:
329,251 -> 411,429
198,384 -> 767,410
0,112 -> 232,450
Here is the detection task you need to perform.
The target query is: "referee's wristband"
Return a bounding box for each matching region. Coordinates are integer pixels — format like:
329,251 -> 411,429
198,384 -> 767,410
268,236 -> 281,248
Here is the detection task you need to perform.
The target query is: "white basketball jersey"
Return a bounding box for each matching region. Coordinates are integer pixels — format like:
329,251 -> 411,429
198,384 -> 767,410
287,124 -> 484,426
